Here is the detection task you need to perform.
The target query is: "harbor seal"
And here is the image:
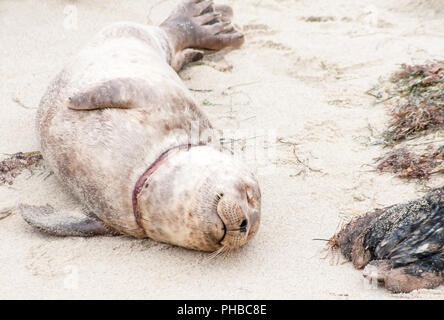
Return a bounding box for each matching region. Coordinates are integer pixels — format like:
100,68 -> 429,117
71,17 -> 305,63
21,0 -> 261,252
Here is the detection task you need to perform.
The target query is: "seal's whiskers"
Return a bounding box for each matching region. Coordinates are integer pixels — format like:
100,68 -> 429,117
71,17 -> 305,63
206,245 -> 227,262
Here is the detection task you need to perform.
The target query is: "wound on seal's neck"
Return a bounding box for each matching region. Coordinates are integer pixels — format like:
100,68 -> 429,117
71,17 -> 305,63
132,143 -> 200,230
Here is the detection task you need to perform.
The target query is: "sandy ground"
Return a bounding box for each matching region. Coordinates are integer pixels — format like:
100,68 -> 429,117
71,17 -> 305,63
1,0 -> 444,299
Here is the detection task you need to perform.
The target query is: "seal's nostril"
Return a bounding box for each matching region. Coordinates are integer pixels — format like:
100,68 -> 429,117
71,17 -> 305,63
239,219 -> 248,232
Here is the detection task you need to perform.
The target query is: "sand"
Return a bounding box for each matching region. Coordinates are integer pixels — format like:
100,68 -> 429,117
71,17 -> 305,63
1,0 -> 444,299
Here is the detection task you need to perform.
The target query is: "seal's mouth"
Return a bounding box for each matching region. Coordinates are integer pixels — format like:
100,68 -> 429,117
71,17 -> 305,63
219,221 -> 227,244
214,193 -> 227,245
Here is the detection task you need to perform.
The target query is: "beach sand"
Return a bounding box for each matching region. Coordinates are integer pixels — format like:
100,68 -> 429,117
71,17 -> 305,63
1,0 -> 444,299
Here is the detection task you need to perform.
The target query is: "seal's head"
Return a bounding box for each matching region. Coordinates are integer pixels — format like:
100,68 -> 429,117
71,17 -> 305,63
136,146 -> 261,252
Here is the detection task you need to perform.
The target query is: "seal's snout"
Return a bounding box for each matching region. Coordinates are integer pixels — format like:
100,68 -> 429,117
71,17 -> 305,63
216,189 -> 260,249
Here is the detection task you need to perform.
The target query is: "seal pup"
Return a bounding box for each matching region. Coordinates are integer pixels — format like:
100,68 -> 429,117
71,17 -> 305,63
21,0 -> 261,252
332,187 -> 444,293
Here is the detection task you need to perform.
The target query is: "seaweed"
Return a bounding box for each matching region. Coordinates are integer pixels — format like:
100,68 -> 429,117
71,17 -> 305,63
376,147 -> 444,179
368,61 -> 444,179
381,61 -> 444,143
0,151 -> 43,185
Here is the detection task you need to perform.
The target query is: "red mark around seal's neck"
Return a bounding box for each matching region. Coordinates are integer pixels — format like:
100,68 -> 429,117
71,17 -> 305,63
132,144 -> 196,231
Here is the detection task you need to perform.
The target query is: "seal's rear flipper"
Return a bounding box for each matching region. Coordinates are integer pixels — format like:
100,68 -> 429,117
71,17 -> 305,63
160,0 -> 244,71
20,204 -> 116,237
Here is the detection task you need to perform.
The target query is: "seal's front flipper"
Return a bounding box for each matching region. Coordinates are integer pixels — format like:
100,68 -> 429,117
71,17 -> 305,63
20,204 -> 115,237
67,78 -> 154,111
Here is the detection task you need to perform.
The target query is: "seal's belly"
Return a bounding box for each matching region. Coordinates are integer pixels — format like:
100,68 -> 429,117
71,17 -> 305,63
37,72 -> 209,237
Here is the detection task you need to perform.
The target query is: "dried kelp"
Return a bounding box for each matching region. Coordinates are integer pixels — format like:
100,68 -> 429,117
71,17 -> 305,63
381,62 -> 444,144
0,151 -> 43,185
376,147 -> 444,179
